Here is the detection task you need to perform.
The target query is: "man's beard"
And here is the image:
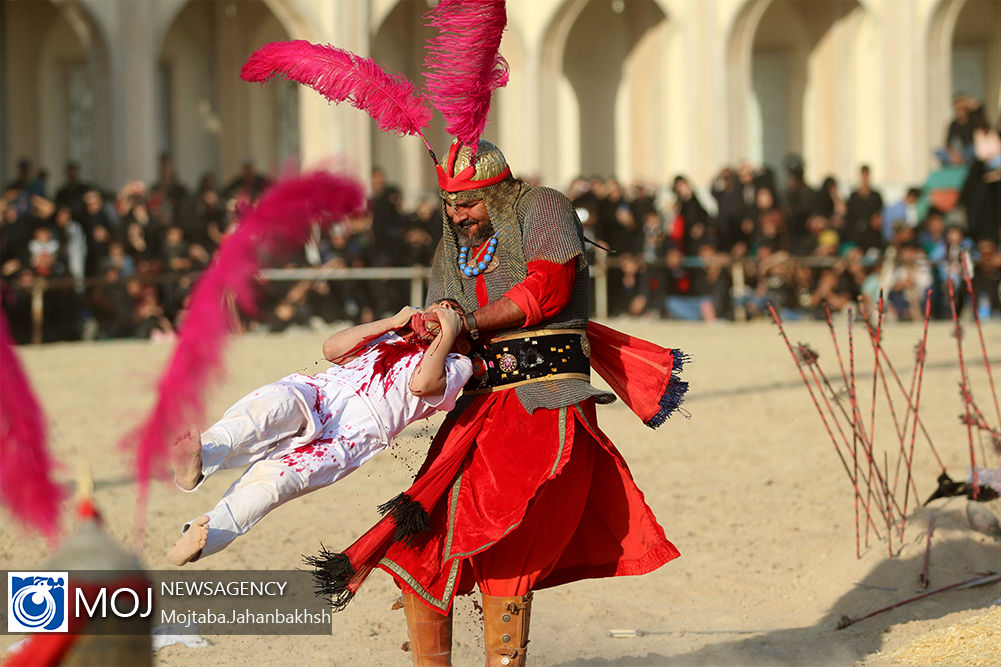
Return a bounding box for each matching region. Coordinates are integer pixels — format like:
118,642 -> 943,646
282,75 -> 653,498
450,218 -> 496,248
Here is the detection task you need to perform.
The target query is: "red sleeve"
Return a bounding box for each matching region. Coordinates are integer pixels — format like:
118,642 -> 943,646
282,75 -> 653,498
503,258 -> 576,328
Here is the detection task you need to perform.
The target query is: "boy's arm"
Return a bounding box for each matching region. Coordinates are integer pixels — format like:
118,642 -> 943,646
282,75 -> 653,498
323,306 -> 419,364
409,308 -> 462,397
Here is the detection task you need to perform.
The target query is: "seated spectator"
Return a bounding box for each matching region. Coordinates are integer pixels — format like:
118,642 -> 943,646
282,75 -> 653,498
814,228 -> 841,258
809,268 -> 852,313
80,188 -> 119,236
888,243 -> 933,321
741,250 -> 806,321
856,211 -> 887,259
100,240 -> 136,278
27,226 -> 60,277
816,176 -> 847,221
132,282 -> 174,339
664,244 -> 726,322
882,187 -> 922,241
161,226 -> 192,273
672,175 -> 712,250
791,214 -> 826,256
91,266 -> 135,338
125,221 -> 159,275
264,279 -> 315,332
116,181 -> 151,228
752,187 -> 786,254
970,240 -> 1000,318
52,205 -> 87,287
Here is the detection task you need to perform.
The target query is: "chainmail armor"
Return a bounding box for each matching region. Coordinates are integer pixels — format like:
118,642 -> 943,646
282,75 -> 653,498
427,182 -> 614,414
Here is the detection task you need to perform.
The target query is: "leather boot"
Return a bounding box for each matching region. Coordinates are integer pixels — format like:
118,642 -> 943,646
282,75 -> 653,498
482,592 -> 532,666
401,591 -> 453,666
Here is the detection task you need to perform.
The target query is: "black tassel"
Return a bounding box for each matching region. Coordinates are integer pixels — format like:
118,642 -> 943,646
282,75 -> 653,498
378,492 -> 430,547
303,544 -> 355,612
645,349 -> 692,428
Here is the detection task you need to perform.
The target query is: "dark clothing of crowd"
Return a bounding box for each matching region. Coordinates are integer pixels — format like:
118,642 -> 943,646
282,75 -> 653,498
4,135 -> 1000,344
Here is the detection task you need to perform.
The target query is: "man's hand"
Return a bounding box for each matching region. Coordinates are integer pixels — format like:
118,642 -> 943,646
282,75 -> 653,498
392,306 -> 421,329
434,307 -> 462,335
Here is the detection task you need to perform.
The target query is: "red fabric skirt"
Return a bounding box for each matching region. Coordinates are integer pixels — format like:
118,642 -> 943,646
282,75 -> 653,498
339,392 -> 680,614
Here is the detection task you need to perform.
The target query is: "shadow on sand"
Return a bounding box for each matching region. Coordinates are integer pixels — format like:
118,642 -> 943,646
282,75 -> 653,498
555,508 -> 1000,666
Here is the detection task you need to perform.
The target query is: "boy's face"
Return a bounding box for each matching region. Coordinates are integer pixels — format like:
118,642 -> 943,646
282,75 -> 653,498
410,301 -> 470,354
414,301 -> 464,340
426,300 -> 464,318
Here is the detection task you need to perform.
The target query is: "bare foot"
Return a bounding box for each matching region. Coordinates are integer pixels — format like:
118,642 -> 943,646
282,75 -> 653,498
171,429 -> 203,491
168,516 -> 209,566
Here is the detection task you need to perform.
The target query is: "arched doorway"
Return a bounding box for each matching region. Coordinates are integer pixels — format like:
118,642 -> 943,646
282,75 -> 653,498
370,1 -> 444,200
951,0 -> 1001,121
558,0 -> 667,185
0,1 -> 111,188
370,1 -> 506,201
729,0 -> 865,186
926,0 -> 1001,165
159,0 -> 297,191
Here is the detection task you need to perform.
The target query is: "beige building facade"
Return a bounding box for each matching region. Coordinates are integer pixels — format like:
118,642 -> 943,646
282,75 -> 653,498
2,0 -> 999,201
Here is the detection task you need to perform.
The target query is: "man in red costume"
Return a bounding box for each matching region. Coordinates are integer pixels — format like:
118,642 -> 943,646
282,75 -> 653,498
308,140 -> 687,666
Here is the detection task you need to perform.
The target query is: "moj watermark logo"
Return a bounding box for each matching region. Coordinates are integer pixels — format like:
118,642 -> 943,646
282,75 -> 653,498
7,573 -> 68,633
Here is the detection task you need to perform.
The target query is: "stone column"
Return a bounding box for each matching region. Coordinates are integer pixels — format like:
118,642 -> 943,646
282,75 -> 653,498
110,0 -> 159,186
307,0 -> 371,188
881,0 -> 924,185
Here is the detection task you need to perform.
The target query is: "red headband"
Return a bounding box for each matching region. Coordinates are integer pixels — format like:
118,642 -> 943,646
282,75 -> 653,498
435,142 -> 511,193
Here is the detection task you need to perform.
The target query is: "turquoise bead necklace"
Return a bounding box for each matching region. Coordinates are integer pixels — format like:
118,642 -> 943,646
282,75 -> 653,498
457,235 -> 498,277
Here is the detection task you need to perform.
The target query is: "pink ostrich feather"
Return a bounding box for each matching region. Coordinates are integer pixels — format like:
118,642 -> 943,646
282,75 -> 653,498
241,40 -> 434,141
128,171 -> 365,503
0,309 -> 63,539
423,0 -> 509,149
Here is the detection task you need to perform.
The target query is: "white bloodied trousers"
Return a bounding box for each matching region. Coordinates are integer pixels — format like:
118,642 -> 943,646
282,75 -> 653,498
183,377 -> 386,557
179,333 -> 472,558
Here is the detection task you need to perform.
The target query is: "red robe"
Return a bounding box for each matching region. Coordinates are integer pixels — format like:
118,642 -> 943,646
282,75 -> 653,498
315,259 -> 685,614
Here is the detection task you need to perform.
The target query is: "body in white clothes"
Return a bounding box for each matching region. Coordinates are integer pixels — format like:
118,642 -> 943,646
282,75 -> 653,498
185,331 -> 473,558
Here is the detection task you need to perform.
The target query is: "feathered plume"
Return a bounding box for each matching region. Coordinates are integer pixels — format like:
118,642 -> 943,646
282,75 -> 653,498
0,309 -> 63,539
241,40 -> 434,146
128,171 -> 366,505
423,0 -> 509,150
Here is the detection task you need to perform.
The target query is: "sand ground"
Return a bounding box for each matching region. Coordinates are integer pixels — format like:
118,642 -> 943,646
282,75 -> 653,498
2,317 -> 1000,666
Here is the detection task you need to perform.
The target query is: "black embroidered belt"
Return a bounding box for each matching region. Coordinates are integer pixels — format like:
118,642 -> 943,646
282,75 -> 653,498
463,328 -> 591,394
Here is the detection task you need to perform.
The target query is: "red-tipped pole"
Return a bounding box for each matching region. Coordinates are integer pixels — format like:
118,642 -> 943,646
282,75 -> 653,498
961,251 -> 1001,451
900,293 -> 933,539
856,302 -> 946,468
856,298 -> 919,504
801,348 -> 888,535
848,308 -> 865,555
769,306 -> 885,542
865,293 -> 885,544
947,277 -> 979,497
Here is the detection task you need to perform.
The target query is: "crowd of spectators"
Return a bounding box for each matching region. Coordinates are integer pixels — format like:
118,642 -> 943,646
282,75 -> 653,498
569,95 -> 999,324
2,98 -> 999,344
0,154 -> 445,343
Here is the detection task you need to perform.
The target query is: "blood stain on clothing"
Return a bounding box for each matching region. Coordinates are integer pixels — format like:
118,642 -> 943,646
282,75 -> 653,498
281,437 -> 335,472
358,339 -> 424,394
298,379 -> 332,425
